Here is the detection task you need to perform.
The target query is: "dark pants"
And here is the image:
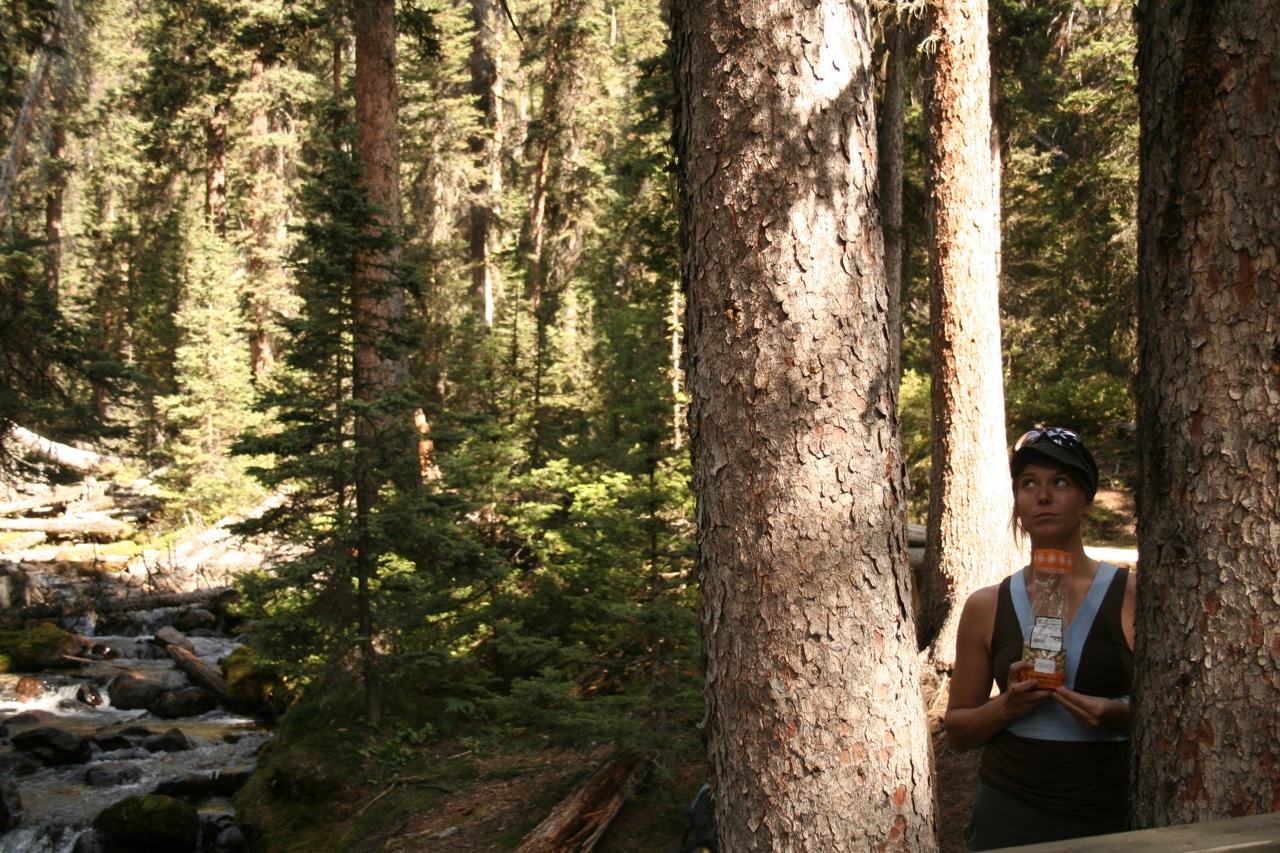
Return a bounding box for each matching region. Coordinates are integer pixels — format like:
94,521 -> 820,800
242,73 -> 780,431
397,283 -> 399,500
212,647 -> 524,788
965,782 -> 1129,851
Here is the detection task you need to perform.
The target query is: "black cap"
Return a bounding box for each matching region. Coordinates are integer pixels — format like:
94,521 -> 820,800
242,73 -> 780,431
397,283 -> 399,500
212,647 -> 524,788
1010,430 -> 1099,501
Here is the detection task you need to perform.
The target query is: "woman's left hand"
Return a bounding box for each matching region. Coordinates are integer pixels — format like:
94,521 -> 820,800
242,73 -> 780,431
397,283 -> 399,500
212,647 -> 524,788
1053,687 -> 1130,731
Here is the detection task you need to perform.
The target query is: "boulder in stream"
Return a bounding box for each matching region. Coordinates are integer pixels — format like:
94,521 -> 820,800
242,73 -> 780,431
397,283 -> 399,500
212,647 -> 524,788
144,728 -> 192,753
11,725 -> 92,765
152,687 -> 218,719
153,626 -> 195,654
92,794 -> 198,853
106,669 -> 183,711
85,765 -> 143,787
172,608 -> 217,633
0,624 -> 86,671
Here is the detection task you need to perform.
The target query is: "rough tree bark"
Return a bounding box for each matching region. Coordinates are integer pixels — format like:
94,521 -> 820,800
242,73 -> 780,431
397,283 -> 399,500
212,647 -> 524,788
352,0 -> 411,726
917,0 -> 1018,678
1132,0 -> 1280,827
672,2 -> 936,849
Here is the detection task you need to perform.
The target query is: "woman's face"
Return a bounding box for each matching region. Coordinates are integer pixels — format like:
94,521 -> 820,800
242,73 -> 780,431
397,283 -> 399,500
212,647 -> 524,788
1014,461 -> 1091,545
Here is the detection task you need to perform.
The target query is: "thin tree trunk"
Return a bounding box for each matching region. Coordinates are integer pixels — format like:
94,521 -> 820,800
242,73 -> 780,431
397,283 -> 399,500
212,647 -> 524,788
879,9 -> 906,387
0,51 -> 52,236
673,1 -> 936,849
45,107 -> 66,305
245,57 -> 285,379
1132,0 -> 1280,827
919,0 -> 1018,679
468,0 -> 504,329
205,100 -> 230,237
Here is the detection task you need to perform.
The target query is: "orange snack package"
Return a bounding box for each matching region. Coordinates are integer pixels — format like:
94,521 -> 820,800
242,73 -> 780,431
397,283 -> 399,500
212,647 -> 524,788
1022,549 -> 1071,689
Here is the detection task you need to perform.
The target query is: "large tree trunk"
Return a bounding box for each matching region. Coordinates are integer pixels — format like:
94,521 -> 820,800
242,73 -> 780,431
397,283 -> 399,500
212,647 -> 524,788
672,2 -> 936,850
1132,0 -> 1280,827
918,0 -> 1017,677
352,0 -> 410,726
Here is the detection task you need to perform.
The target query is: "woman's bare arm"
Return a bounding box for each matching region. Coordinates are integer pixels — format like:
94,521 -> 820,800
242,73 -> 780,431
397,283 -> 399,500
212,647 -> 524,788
943,585 -> 1053,751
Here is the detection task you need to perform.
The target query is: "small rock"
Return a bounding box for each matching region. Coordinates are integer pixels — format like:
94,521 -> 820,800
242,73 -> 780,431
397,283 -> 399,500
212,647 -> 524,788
84,765 -> 143,787
91,733 -> 135,752
0,752 -> 41,777
76,683 -> 105,706
15,676 -> 45,701
6,709 -> 55,726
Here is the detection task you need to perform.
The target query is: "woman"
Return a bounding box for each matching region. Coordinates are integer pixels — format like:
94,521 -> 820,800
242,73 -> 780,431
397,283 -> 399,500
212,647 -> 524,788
945,427 -> 1137,850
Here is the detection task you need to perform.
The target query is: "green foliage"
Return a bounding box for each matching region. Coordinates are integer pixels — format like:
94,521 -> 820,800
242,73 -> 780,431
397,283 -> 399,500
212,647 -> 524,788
223,644 -> 299,718
898,369 -> 932,521
0,238 -> 125,476
156,224 -> 265,522
996,0 -> 1139,434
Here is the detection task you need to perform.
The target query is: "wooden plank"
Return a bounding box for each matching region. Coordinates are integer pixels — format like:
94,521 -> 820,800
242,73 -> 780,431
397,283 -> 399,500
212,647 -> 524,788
997,812 -> 1280,852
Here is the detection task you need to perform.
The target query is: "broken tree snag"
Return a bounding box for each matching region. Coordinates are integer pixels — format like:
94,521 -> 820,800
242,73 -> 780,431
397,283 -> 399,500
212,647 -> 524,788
166,645 -> 229,704
515,752 -> 647,853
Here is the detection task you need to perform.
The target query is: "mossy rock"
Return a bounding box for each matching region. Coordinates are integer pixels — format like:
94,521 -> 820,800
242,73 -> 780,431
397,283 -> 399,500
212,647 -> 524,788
222,645 -> 297,718
0,624 -> 84,672
93,794 -> 198,852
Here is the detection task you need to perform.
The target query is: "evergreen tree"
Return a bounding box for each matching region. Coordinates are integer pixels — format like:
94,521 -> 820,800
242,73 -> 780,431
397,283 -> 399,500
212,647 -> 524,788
156,223 -> 261,522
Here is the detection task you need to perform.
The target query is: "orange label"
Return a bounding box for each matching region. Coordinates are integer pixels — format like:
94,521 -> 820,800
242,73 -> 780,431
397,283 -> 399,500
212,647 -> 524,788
1024,668 -> 1065,689
1032,548 -> 1073,573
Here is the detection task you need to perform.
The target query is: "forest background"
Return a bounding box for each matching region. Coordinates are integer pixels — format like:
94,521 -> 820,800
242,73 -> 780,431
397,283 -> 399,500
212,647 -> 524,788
0,0 -> 1142,849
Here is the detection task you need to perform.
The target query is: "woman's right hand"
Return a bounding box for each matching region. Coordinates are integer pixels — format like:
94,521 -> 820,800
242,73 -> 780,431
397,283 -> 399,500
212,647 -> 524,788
1002,660 -> 1053,718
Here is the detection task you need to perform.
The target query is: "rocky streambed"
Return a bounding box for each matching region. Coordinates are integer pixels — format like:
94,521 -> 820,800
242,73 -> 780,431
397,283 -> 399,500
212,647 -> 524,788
0,478 -> 280,852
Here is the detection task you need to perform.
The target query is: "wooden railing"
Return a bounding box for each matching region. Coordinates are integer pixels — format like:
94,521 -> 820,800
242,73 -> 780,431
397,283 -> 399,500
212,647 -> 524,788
997,812 -> 1280,852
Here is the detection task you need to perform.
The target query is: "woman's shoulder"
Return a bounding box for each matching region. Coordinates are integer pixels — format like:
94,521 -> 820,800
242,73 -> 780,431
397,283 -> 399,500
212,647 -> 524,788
960,578 -> 1006,619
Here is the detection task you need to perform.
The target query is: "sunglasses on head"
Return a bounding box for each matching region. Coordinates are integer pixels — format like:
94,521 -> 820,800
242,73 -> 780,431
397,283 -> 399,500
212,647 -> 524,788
1014,427 -> 1082,451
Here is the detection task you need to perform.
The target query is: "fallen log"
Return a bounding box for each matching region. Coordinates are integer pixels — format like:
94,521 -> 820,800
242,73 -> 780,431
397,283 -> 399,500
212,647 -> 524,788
0,484 -> 87,518
0,587 -> 235,626
515,752 -> 647,853
0,513 -> 131,542
6,426 -> 114,474
166,644 -> 229,704
95,587 -> 236,613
